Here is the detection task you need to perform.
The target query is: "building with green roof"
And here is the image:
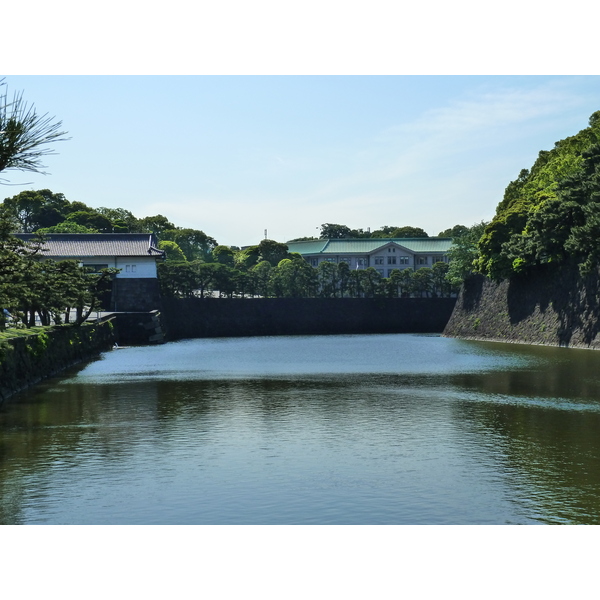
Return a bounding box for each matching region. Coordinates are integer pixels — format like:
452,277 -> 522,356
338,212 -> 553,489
286,238 -> 453,277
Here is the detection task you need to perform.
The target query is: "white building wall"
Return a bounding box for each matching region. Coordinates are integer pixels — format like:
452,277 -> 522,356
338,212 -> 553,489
115,256 -> 158,278
80,255 -> 158,278
305,251 -> 447,273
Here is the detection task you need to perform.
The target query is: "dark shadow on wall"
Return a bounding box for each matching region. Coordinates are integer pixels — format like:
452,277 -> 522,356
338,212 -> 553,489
507,262 -> 600,347
460,275 -> 484,312
507,267 -> 554,324
578,269 -> 600,346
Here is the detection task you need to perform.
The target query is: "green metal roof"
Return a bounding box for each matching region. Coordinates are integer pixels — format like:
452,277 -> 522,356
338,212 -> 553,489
286,238 -> 452,255
286,240 -> 329,254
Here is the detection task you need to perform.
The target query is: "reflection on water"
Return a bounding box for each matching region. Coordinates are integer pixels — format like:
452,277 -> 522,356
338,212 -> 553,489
2,334 -> 600,524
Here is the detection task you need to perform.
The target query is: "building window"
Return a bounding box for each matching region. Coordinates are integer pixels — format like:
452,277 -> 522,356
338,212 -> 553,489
125,264 -> 138,273
356,258 -> 367,267
417,257 -> 427,265
339,258 -> 351,264
399,256 -> 409,265
377,269 -> 384,276
374,257 -> 384,265
310,258 -> 318,267
387,256 -> 397,265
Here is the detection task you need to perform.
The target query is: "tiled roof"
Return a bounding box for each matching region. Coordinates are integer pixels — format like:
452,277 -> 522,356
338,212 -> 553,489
14,233 -> 165,258
286,238 -> 453,255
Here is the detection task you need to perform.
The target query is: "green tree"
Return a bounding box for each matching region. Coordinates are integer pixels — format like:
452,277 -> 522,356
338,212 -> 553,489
65,210 -> 113,233
437,224 -> 469,238
233,270 -> 254,298
257,239 -> 290,266
160,228 -> 217,262
0,211 -> 118,327
25,260 -> 116,326
37,221 -> 98,234
138,214 -> 176,234
286,236 -> 319,242
319,223 -> 371,238
0,80 -> 69,182
96,207 -> 141,233
194,262 -> 218,298
236,245 -> 261,271
431,262 -> 450,297
475,112 -> 600,280
388,268 -> 413,297
271,256 -> 317,298
251,260 -> 273,297
206,263 -> 237,298
337,261 -> 351,297
347,269 -> 362,298
370,226 -> 400,238
157,262 -> 197,298
316,261 -> 339,297
158,240 -> 187,262
445,221 -> 488,287
0,213 -> 41,326
212,245 -> 236,267
369,225 -> 429,238
560,143 -> 600,274
390,226 -> 428,238
359,267 -> 382,297
411,268 -> 433,297
319,223 -> 354,239
2,189 -> 70,232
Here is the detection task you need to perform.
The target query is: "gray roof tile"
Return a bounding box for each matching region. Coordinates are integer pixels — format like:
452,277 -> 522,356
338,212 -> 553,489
14,233 -> 165,258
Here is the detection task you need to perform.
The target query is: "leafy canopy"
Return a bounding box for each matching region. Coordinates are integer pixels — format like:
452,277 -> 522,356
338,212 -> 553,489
475,111 -> 600,280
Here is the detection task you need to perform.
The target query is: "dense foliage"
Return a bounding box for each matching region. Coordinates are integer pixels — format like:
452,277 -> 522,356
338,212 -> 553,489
288,224 -> 432,242
0,189 -> 218,263
0,212 -> 117,329
445,221 -> 489,287
158,251 -> 456,300
475,111 -> 600,280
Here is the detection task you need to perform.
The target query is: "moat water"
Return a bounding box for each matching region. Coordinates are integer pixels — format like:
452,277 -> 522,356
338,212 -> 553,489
2,334 -> 600,524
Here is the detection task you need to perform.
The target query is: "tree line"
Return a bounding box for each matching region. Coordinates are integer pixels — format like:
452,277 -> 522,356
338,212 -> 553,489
158,240 -> 457,299
0,188 -> 218,263
432,111 -> 600,286
288,223 -> 468,242
471,111 -> 600,281
0,212 -> 117,329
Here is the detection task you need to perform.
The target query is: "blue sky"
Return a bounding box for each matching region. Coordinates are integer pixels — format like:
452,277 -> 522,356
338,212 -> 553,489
3,75 -> 599,247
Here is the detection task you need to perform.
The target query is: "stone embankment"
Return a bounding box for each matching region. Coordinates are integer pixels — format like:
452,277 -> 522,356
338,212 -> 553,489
0,320 -> 116,403
443,263 -> 600,349
161,297 -> 457,339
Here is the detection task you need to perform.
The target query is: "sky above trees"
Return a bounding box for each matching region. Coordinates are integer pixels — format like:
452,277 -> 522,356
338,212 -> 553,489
3,75 -> 599,248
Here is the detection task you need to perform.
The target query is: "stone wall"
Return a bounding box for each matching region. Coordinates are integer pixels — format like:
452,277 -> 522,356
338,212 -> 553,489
161,297 -> 457,340
443,263 -> 600,349
111,311 -> 165,345
109,278 -> 162,312
0,320 -> 117,402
